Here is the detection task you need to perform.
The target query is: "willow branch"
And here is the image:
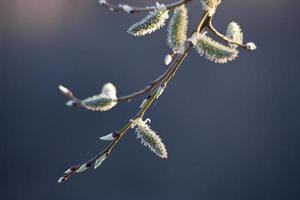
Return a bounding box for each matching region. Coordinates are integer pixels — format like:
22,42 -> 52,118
99,0 -> 192,14
58,11 -> 210,183
99,9 -> 213,155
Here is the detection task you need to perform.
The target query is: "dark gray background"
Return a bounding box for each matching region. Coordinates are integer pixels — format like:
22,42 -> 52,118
1,0 -> 300,199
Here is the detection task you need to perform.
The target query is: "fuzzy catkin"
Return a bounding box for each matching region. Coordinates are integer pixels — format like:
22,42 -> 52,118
189,32 -> 239,64
132,118 -> 168,158
81,83 -> 117,111
226,21 -> 243,48
167,5 -> 188,54
128,3 -> 169,36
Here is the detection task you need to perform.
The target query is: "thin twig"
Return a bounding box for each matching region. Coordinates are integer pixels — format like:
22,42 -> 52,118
207,17 -> 249,50
58,86 -> 82,107
117,59 -> 180,103
59,59 -> 187,105
99,0 -> 193,14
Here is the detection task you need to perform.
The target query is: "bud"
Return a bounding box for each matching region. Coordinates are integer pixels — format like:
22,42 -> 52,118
120,4 -> 133,14
189,32 -> 239,64
101,82 -> 117,97
100,132 -> 117,141
94,153 -> 107,169
58,85 -> 70,95
76,164 -> 88,173
246,42 -> 257,51
127,3 -> 169,36
164,54 -> 173,65
167,5 -> 188,54
64,165 -> 80,174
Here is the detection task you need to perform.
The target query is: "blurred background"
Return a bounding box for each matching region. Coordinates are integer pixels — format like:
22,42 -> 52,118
1,0 -> 300,199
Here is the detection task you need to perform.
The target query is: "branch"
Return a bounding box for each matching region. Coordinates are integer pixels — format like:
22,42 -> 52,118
99,0 -> 192,14
58,11 -> 210,183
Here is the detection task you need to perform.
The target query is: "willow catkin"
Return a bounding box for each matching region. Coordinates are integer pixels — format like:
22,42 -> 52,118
81,83 -> 117,111
167,5 -> 188,54
226,21 -> 243,48
189,32 -> 239,64
131,118 -> 168,158
128,3 -> 169,36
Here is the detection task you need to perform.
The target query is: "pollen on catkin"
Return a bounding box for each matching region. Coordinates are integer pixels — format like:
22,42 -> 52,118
167,5 -> 188,54
131,118 -> 168,158
189,32 -> 239,64
226,21 -> 243,48
127,3 -> 169,36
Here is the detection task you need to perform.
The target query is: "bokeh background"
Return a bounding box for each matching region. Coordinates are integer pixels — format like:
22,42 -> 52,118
1,0 -> 300,199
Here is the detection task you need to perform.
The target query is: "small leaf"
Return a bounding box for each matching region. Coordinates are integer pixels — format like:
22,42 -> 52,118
167,5 -> 188,54
189,32 -> 239,64
99,0 -> 107,6
127,3 -> 169,36
156,85 -> 165,99
81,83 -> 117,111
64,168 -> 72,174
140,95 -> 151,109
226,21 -> 243,48
57,177 -> 65,183
65,100 -> 73,107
